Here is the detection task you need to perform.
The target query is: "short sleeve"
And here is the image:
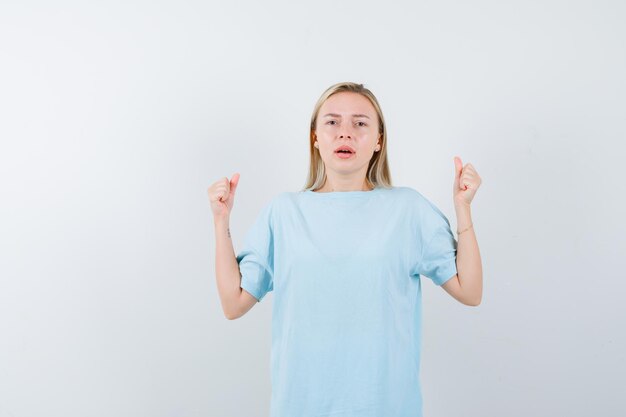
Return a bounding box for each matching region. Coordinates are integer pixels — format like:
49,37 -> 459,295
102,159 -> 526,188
412,198 -> 458,286
235,200 -> 275,302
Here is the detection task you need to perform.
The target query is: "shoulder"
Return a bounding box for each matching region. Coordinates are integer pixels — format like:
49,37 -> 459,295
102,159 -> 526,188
257,190 -> 291,207
248,192 -> 286,225
257,191 -> 296,219
269,191 -> 295,208
389,185 -> 420,199
396,186 -> 449,220
391,186 -> 431,207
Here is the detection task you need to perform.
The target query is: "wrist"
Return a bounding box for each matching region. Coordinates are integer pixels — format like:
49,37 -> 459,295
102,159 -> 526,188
457,223 -> 473,236
454,199 -> 471,211
454,201 -> 472,236
213,214 -> 230,225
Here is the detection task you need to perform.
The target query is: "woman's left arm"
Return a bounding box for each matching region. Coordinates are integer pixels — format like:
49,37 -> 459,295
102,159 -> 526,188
442,156 -> 483,306
453,202 -> 483,305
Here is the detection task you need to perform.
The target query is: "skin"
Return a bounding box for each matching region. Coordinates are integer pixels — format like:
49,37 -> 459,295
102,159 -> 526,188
312,92 -> 382,192
442,156 -> 483,306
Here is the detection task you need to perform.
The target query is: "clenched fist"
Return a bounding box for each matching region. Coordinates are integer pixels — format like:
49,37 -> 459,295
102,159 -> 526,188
453,156 -> 481,207
208,173 -> 240,219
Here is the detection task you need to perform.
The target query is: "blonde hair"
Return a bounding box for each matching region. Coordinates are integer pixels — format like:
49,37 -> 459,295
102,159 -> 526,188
302,82 -> 393,191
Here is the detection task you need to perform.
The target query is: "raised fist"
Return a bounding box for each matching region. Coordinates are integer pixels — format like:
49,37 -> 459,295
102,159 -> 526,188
208,173 -> 240,219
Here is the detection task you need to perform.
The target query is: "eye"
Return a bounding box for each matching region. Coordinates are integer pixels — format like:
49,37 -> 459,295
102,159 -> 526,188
356,121 -> 367,127
326,120 -> 337,125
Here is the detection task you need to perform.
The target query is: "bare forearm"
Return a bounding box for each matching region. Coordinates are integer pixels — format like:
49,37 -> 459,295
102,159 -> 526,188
213,215 -> 242,318
454,203 -> 483,305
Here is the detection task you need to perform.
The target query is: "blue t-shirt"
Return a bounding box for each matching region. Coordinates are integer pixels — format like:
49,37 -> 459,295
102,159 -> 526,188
236,185 -> 458,417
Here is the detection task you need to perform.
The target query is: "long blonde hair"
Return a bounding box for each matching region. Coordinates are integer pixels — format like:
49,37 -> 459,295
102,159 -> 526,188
302,82 -> 393,191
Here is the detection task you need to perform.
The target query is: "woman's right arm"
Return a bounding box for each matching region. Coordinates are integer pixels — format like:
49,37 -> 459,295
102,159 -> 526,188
209,173 -> 258,320
213,215 -> 258,320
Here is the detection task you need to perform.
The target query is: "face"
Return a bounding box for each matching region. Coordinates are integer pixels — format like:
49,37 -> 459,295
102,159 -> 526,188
314,92 -> 381,175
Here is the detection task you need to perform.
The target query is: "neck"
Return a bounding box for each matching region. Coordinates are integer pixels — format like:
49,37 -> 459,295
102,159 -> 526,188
314,179 -> 374,192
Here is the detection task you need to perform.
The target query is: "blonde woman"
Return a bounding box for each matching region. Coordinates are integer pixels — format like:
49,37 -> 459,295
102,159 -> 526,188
208,82 -> 483,417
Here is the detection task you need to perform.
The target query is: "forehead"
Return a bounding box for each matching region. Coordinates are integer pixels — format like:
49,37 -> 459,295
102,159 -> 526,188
319,92 -> 375,116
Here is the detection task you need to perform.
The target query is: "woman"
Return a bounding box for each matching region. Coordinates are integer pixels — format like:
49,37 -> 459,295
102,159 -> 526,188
209,82 -> 483,417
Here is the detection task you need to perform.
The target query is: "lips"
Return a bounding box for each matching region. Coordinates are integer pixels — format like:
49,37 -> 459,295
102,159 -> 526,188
334,145 -> 356,154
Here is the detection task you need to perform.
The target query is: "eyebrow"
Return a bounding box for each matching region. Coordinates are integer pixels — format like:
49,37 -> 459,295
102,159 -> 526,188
322,113 -> 371,119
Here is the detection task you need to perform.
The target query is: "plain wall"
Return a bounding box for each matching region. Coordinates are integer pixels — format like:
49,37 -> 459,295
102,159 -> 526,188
1,1 -> 624,416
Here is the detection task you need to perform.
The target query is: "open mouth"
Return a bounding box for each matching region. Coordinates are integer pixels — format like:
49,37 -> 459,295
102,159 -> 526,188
334,145 -> 356,154
335,150 -> 355,158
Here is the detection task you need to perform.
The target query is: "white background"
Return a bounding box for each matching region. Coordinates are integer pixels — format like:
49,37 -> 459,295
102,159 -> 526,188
1,1 -> 624,416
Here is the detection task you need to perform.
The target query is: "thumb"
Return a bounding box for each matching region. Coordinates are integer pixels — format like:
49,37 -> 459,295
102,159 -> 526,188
229,172 -> 240,196
453,156 -> 463,189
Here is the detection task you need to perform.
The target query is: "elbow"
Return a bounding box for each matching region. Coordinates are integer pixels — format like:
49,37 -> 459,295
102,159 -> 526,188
223,307 -> 240,320
224,312 -> 240,320
465,295 -> 482,307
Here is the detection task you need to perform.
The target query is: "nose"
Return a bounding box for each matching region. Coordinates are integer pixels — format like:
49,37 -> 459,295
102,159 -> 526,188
339,125 -> 353,139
